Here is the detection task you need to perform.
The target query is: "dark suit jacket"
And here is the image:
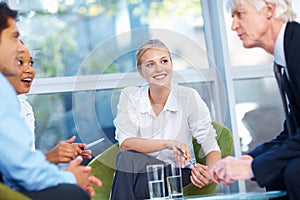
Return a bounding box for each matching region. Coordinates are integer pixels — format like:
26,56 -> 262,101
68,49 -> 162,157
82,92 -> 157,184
248,21 -> 300,188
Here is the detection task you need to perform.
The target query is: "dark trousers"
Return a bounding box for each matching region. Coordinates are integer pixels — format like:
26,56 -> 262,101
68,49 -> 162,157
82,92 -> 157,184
20,184 -> 90,200
263,157 -> 300,200
110,150 -> 191,200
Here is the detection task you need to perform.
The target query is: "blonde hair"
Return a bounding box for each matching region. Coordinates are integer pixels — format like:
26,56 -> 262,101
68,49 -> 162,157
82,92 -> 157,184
226,0 -> 296,21
136,39 -> 172,70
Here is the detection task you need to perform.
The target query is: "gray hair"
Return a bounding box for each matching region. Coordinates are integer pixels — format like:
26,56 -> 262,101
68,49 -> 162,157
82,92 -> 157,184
226,0 -> 296,22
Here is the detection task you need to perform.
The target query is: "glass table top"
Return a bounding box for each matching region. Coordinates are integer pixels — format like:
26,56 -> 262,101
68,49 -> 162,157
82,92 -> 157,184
184,190 -> 287,200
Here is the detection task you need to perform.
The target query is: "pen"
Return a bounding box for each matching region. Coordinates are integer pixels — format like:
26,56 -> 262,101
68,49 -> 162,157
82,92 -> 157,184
175,146 -> 188,160
175,146 -> 195,168
80,138 -> 105,150
85,138 -> 105,149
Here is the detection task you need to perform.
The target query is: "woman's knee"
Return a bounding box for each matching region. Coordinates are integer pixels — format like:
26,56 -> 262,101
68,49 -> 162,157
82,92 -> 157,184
117,150 -> 135,162
116,150 -> 138,172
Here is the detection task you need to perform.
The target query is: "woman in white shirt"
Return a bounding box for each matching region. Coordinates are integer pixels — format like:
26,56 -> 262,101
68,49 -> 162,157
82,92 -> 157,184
6,40 -> 92,164
111,39 -> 221,200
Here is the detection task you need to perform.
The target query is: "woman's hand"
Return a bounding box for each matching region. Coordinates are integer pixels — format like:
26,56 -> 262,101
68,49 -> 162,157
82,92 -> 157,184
166,140 -> 190,167
190,163 -> 211,188
46,136 -> 92,164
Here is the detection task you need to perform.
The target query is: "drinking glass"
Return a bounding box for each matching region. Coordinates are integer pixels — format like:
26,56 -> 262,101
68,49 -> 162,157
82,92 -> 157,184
147,164 -> 165,199
166,164 -> 183,199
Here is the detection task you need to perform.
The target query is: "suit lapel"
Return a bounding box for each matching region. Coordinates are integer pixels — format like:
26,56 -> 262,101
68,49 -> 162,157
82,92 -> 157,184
283,22 -> 300,128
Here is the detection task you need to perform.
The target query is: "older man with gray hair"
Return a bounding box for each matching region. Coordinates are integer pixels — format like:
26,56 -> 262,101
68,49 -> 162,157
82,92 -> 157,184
210,0 -> 300,199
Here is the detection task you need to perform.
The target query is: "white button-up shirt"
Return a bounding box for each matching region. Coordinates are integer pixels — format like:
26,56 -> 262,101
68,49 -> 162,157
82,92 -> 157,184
274,23 -> 290,80
114,83 -> 220,165
18,94 -> 35,150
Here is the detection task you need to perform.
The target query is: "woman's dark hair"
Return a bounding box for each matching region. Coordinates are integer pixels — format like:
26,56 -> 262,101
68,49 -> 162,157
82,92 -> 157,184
0,2 -> 18,39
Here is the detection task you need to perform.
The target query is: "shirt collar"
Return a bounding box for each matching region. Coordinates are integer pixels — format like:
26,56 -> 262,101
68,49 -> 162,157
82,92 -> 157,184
165,84 -> 179,112
274,23 -> 287,67
138,84 -> 150,113
139,83 -> 179,114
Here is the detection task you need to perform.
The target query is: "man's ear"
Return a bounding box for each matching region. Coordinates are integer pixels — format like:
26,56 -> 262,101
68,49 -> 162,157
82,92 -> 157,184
264,2 -> 275,19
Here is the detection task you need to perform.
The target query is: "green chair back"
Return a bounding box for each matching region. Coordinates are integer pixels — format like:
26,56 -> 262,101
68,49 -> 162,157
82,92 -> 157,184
88,121 -> 233,200
0,182 -> 31,200
183,121 -> 234,196
88,143 -> 120,200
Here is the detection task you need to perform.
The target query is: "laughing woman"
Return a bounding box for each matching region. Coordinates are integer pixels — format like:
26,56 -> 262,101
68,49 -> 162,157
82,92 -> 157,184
111,39 -> 221,200
6,40 -> 92,163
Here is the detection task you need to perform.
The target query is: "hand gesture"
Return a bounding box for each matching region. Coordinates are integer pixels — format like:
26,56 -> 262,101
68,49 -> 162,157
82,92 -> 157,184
65,156 -> 102,196
46,136 -> 92,164
209,155 -> 253,186
190,163 -> 211,188
167,140 -> 190,168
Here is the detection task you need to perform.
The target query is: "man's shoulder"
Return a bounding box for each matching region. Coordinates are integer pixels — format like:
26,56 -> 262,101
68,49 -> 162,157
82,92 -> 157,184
287,21 -> 300,27
286,21 -> 300,35
284,21 -> 300,54
0,73 -> 18,108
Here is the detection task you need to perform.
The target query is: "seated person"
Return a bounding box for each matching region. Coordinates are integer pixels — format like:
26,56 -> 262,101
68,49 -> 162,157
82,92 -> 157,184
0,3 -> 101,199
6,40 -> 91,164
110,39 -> 221,200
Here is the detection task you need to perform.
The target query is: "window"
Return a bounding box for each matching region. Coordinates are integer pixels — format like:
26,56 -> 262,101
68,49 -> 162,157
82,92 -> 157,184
16,0 -> 208,77
12,0 -> 217,157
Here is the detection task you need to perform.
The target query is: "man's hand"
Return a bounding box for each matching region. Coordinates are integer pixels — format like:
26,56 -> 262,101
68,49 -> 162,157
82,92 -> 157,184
209,155 -> 254,186
65,156 -> 102,196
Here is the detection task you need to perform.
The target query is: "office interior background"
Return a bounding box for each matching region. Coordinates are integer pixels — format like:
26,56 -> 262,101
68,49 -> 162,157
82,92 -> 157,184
5,0 -> 300,193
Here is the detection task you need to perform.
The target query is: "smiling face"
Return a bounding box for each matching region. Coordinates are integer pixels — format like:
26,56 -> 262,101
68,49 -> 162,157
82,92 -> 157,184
7,41 -> 35,94
138,47 -> 173,89
0,17 -> 19,75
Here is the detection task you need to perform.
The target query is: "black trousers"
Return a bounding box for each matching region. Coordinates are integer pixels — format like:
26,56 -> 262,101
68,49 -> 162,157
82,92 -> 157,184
262,156 -> 300,200
110,150 -> 191,200
20,184 -> 90,200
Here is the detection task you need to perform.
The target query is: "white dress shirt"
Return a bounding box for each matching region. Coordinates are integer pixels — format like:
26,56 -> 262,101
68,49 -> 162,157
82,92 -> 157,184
114,83 -> 220,165
274,23 -> 290,79
18,94 -> 35,150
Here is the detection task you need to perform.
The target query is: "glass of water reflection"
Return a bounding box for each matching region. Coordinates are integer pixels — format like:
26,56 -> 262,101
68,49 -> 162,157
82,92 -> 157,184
147,164 -> 165,199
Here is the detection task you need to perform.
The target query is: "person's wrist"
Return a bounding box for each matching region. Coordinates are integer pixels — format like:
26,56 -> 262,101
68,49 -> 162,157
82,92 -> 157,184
240,155 -> 253,161
244,159 -> 254,179
45,152 -> 50,161
165,139 -> 173,150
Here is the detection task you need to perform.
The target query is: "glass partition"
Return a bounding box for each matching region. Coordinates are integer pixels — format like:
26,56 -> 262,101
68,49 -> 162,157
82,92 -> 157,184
233,77 -> 285,191
9,0 -> 217,160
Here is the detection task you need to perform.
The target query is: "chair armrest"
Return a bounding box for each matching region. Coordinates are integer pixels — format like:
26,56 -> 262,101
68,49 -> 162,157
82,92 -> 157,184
0,182 -> 31,200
